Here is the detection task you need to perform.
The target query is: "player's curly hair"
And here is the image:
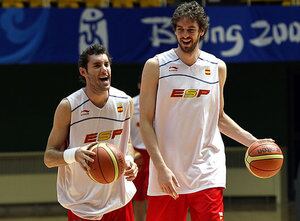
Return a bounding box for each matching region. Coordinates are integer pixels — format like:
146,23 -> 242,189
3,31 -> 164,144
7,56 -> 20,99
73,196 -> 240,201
171,1 -> 209,40
78,44 -> 112,84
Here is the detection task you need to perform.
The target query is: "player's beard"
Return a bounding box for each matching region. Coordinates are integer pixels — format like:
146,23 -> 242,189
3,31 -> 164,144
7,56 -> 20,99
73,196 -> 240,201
86,71 -> 111,94
179,41 -> 198,54
178,33 -> 201,54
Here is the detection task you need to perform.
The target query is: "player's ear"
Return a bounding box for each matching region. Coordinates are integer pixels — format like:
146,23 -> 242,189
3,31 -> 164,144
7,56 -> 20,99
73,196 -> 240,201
79,67 -> 87,77
199,28 -> 204,37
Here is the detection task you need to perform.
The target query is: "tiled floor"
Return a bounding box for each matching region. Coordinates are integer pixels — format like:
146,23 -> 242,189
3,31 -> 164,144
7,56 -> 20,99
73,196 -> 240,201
226,196 -> 295,221
226,203 -> 293,221
0,200 -> 295,221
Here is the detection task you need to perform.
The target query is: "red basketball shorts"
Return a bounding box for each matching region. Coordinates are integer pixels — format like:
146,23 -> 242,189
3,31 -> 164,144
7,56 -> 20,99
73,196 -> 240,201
67,201 -> 134,221
133,148 -> 150,201
146,187 -> 224,221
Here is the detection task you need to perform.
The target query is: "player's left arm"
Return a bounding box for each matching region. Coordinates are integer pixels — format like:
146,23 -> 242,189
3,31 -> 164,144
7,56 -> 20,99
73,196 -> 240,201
126,97 -> 136,158
217,59 -> 263,147
124,97 -> 138,181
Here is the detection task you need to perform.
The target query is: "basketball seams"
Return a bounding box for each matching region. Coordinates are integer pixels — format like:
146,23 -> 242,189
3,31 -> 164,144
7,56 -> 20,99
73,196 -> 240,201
87,143 -> 110,184
102,143 -> 119,182
245,141 -> 284,178
247,154 -> 284,162
97,146 -> 110,184
87,170 -> 99,183
250,164 -> 283,172
86,142 -> 125,184
249,143 -> 282,156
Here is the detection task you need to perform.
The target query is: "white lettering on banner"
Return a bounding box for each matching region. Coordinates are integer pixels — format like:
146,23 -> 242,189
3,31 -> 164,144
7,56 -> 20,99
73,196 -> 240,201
210,26 -> 225,43
141,17 -> 176,47
273,23 -> 288,44
250,20 -> 300,46
142,16 -> 300,58
250,20 -> 272,46
79,9 -> 108,54
289,22 -> 300,43
223,25 -> 244,57
142,16 -> 243,57
204,24 -> 244,57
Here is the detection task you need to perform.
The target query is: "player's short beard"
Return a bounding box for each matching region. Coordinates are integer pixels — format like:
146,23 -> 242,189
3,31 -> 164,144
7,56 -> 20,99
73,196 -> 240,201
178,33 -> 201,54
179,41 -> 198,54
86,70 -> 111,93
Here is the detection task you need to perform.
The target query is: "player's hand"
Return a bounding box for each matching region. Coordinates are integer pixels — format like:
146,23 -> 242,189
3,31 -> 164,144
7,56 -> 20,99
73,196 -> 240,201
158,166 -> 180,200
249,138 -> 275,147
134,151 -> 143,168
75,142 -> 96,171
124,158 -> 138,181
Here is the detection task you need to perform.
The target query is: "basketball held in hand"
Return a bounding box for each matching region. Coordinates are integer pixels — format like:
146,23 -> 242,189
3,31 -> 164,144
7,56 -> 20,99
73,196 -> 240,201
244,141 -> 284,179
87,142 -> 126,184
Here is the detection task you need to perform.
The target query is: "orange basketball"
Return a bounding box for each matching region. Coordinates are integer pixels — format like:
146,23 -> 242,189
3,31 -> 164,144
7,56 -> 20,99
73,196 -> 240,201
244,141 -> 283,178
87,142 -> 125,184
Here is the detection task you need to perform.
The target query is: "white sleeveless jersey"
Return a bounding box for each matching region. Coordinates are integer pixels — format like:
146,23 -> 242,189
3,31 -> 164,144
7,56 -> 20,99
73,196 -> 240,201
130,95 -> 145,150
57,87 -> 136,220
148,49 -> 226,196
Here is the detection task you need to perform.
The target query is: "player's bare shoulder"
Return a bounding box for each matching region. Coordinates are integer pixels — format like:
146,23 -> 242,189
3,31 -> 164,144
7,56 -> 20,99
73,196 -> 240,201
146,56 -> 159,66
54,98 -> 71,125
218,59 -> 226,73
143,56 -> 159,78
57,98 -> 71,113
217,59 -> 227,84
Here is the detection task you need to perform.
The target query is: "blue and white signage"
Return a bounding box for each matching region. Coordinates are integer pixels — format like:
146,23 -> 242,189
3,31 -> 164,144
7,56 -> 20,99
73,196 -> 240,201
0,6 -> 299,64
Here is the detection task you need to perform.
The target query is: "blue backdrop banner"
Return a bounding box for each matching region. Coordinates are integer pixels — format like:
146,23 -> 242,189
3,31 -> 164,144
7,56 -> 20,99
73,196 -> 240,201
0,6 -> 299,64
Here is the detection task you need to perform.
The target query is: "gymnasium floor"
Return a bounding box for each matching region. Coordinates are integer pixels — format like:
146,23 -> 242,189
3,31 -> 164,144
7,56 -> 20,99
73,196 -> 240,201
0,200 -> 295,221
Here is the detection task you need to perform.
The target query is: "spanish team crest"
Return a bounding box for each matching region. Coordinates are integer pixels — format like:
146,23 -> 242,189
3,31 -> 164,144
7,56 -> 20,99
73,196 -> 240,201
204,67 -> 211,75
117,103 -> 123,113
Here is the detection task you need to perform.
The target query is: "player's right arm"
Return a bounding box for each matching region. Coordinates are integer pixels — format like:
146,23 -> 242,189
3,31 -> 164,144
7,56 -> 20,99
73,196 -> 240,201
139,57 -> 179,199
44,99 -> 71,168
217,59 -> 274,147
44,99 -> 95,170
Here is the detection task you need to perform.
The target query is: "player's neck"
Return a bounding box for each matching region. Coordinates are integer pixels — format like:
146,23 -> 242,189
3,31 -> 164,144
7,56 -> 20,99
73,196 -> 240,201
84,87 -> 109,108
175,47 -> 200,66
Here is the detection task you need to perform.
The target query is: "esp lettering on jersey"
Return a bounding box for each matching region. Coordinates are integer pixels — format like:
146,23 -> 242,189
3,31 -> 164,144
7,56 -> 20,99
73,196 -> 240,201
170,89 -> 210,98
84,129 -> 123,143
